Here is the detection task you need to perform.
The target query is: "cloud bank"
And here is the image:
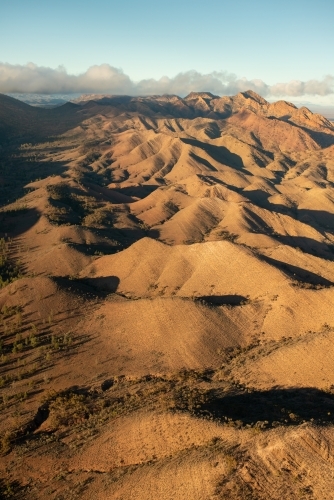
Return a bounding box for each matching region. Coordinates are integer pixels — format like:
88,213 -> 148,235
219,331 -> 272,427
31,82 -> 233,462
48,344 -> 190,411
1,62 -> 333,98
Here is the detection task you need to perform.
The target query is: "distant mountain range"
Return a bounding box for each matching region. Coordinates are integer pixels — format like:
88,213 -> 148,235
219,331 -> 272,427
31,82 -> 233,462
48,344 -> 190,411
5,91 -> 334,119
1,90 -> 334,147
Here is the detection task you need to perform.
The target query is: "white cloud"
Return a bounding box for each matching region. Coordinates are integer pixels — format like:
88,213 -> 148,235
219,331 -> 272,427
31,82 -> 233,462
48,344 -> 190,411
269,76 -> 334,97
0,62 -> 333,98
0,62 -> 133,94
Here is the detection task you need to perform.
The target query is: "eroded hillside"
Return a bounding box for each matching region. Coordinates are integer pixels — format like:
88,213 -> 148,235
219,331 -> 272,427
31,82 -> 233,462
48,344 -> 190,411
1,91 -> 334,499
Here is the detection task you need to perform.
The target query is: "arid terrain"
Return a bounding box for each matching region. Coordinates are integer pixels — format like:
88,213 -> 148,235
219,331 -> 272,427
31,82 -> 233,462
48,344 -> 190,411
1,89 -> 334,499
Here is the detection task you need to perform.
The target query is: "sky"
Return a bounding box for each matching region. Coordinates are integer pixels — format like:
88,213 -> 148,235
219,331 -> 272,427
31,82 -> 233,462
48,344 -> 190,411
1,0 -> 334,107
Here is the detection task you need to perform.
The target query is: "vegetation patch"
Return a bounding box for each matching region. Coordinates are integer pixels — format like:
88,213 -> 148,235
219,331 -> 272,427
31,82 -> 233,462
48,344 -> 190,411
0,203 -> 28,216
46,183 -> 113,227
0,478 -> 22,498
82,207 -> 113,228
189,386 -> 334,429
46,183 -> 92,225
0,238 -> 22,288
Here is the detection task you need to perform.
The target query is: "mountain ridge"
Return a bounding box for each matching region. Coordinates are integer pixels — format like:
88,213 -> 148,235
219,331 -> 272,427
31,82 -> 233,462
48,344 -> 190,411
1,90 -> 334,150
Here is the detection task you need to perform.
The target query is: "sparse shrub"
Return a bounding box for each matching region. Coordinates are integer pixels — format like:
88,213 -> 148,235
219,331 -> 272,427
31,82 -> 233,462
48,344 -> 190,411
0,239 -> 22,288
46,183 -> 97,225
48,393 -> 89,427
224,454 -> 237,473
16,343 -> 23,352
48,310 -> 53,324
0,354 -> 8,364
218,230 -> 239,243
30,335 -> 37,348
0,432 -> 12,455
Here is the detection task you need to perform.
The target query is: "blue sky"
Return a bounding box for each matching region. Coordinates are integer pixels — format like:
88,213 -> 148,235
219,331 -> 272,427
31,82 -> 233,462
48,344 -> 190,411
1,0 -> 334,104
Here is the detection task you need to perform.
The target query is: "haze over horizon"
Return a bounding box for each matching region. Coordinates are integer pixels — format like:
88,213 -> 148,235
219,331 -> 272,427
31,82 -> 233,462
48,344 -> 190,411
1,0 -> 334,110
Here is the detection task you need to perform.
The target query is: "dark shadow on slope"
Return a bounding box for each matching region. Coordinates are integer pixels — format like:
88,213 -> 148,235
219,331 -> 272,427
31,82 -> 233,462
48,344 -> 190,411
180,138 -> 244,170
298,208 -> 334,232
201,176 -> 248,194
69,242 -> 123,257
51,275 -> 114,298
85,95 -> 134,107
196,295 -> 248,306
85,182 -> 136,204
112,184 -> 160,199
240,188 -> 334,236
275,235 -> 334,261
68,226 -> 160,257
18,385 -> 98,441
287,120 -> 334,148
190,152 -> 218,171
259,255 -> 334,286
0,94 -> 88,146
0,157 -> 68,208
81,276 -> 120,293
241,189 -> 273,208
203,121 -> 221,139
0,207 -> 41,238
0,479 -> 24,498
270,205 -> 334,234
101,379 -> 115,391
241,205 -> 334,259
193,387 -> 334,428
264,113 -> 334,148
